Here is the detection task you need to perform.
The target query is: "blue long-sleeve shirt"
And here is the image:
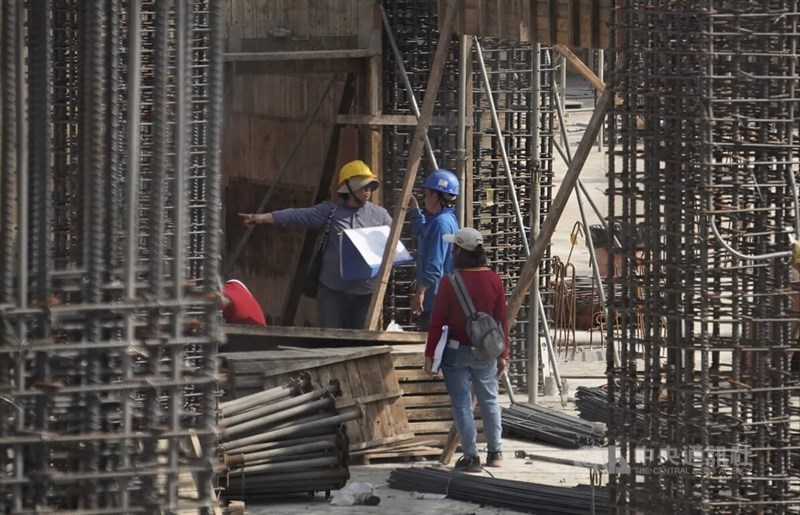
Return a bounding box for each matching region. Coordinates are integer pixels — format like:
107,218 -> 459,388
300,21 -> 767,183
409,207 -> 458,313
272,200 -> 392,295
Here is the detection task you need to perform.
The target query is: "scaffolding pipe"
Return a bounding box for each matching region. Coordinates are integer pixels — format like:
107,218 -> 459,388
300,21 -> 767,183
456,34 -> 471,224
528,43 -> 542,403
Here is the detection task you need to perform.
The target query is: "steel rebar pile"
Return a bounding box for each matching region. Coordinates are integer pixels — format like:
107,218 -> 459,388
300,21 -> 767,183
502,402 -> 606,448
217,379 -> 356,499
0,0 -> 222,512
388,467 -> 609,515
607,1 -> 800,512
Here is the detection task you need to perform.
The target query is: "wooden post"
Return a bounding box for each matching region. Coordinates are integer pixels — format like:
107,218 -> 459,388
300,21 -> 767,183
362,0 -> 461,330
554,45 -> 605,92
505,87 -> 612,327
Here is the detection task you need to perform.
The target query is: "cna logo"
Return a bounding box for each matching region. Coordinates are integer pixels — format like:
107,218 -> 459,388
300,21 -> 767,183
605,446 -> 752,476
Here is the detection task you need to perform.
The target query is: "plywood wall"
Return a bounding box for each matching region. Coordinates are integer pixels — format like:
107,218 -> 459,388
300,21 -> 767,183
222,0 -> 380,325
224,0 -> 377,52
441,0 -> 613,49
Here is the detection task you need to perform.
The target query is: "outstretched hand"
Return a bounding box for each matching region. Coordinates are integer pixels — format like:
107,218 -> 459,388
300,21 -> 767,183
238,213 -> 258,227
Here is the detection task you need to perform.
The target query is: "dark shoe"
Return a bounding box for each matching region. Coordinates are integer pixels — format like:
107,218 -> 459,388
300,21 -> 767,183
454,454 -> 482,473
486,451 -> 504,467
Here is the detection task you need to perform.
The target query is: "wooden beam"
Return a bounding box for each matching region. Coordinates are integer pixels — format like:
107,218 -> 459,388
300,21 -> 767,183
223,49 -> 380,62
362,0 -> 462,331
554,44 -> 604,92
226,60 -> 364,76
505,87 -> 612,327
337,113 -> 468,127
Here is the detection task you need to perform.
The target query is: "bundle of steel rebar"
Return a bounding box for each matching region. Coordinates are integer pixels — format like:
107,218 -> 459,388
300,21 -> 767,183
388,467 -> 608,515
574,387 -> 612,424
218,379 -> 358,499
501,402 -> 606,448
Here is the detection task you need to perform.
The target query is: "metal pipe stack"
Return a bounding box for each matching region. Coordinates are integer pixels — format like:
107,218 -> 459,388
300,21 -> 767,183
502,402 -> 607,448
608,1 -> 800,511
218,379 -> 357,499
0,0 -> 222,512
388,467 -> 609,515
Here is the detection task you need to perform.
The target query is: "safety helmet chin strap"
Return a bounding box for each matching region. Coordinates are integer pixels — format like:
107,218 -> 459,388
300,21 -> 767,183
345,179 -> 365,207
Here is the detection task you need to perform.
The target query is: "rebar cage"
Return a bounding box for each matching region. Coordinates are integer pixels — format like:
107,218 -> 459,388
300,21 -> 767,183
0,0 -> 223,512
607,1 -> 800,512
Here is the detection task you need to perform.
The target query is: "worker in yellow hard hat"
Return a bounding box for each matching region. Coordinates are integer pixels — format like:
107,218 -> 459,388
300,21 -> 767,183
238,160 -> 392,329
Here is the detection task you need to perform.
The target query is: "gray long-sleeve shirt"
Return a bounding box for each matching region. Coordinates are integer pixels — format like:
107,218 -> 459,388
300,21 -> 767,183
272,200 -> 393,295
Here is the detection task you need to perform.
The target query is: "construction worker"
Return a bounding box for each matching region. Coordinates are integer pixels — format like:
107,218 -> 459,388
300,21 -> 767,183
409,169 -> 460,331
238,160 -> 391,329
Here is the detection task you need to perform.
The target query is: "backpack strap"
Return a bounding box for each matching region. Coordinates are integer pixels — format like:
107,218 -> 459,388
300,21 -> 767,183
450,271 -> 476,318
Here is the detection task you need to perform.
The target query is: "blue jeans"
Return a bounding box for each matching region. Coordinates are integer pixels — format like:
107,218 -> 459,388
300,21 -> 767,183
317,283 -> 372,329
441,344 -> 503,457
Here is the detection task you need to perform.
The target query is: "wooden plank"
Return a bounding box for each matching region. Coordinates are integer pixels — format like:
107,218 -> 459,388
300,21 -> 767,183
555,45 -> 604,92
337,389 -> 403,408
403,394 -> 451,407
222,346 -> 392,377
223,324 -> 426,343
395,369 -> 441,382
392,354 -> 424,368
363,0 -> 461,330
506,86 -> 613,326
337,113 -> 469,127
224,49 -> 380,62
348,432 -> 417,452
407,407 -> 454,421
401,382 -> 449,395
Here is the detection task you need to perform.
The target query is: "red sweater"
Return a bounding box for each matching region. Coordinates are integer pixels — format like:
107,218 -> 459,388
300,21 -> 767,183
222,280 -> 267,326
425,269 -> 509,358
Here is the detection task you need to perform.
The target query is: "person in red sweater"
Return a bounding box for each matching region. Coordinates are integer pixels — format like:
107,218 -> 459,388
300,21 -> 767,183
221,279 -> 267,326
423,227 -> 509,473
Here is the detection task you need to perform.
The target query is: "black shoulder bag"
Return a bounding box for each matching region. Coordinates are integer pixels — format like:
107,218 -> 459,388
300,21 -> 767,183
302,205 -> 337,299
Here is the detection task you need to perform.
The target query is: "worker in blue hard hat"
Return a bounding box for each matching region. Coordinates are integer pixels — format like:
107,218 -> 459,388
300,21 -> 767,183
409,169 -> 460,331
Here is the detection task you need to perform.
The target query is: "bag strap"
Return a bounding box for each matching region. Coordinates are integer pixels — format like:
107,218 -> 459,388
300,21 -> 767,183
450,271 -> 476,318
318,205 -> 338,252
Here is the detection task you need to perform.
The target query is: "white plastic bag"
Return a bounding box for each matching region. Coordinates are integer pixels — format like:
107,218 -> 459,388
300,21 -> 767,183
330,481 -> 380,506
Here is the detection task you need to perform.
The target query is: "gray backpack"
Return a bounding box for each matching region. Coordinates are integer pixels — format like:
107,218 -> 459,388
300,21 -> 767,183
450,272 -> 505,362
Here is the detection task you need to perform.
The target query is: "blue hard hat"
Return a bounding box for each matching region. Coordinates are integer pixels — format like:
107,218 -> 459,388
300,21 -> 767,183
424,169 -> 459,196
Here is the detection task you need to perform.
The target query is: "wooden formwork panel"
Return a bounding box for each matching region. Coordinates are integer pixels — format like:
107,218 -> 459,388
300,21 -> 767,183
220,346 -> 413,451
441,0 -> 531,43
444,0 -> 612,49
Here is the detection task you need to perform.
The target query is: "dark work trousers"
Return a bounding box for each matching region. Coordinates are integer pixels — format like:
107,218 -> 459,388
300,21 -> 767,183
317,283 -> 372,330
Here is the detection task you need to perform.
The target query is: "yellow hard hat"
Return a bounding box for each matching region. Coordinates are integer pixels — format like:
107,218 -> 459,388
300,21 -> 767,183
337,160 -> 379,193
